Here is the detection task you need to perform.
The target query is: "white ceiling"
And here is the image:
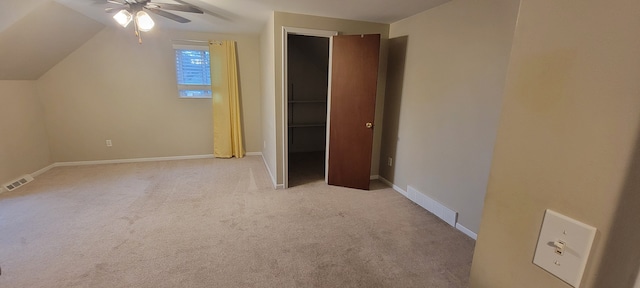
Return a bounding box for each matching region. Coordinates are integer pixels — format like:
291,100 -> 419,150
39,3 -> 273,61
0,0 -> 450,79
0,0 -> 52,32
53,0 -> 451,33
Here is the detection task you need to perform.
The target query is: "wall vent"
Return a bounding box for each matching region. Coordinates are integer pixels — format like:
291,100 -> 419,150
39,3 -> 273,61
3,175 -> 34,192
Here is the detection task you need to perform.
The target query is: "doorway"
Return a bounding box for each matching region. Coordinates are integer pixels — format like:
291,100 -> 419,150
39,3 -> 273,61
286,34 -> 330,187
283,27 -> 337,188
283,29 -> 381,190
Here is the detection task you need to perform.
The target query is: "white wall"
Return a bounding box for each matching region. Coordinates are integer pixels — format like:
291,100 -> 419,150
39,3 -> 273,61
381,0 -> 520,233
0,81 -> 51,185
260,13 -> 278,187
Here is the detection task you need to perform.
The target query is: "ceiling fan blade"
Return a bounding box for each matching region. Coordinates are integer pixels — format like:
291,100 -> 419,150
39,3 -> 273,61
105,7 -> 124,13
145,7 -> 191,23
106,0 -> 126,5
173,0 -> 232,21
146,3 -> 203,14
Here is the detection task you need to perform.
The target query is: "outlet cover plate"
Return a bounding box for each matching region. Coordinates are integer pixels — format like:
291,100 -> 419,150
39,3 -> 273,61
533,209 -> 596,287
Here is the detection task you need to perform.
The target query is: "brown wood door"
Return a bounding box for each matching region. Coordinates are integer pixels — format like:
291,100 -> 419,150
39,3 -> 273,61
327,34 -> 380,190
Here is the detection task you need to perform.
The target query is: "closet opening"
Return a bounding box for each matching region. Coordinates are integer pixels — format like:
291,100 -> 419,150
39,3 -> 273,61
286,34 -> 330,187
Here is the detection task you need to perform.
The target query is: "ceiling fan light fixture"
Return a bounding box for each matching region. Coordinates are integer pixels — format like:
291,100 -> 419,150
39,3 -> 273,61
113,9 -> 132,28
135,11 -> 155,32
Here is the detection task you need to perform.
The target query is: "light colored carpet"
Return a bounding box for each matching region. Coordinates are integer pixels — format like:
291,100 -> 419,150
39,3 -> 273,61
0,156 -> 474,287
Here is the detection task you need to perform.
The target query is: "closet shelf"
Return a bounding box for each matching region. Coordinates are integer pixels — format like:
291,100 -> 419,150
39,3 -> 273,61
288,100 -> 327,103
288,123 -> 326,128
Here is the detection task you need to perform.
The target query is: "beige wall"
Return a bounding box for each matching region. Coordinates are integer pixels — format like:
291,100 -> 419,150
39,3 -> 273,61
260,12 -> 278,186
471,0 -> 640,287
37,27 -> 262,162
0,81 -> 51,185
272,12 -> 390,186
382,0 -> 519,232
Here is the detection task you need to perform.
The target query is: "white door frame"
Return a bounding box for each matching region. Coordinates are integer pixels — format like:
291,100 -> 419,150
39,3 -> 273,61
282,27 -> 338,189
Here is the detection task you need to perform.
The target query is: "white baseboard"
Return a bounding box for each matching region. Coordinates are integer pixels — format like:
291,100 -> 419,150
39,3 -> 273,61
379,176 -> 477,240
1,154 -> 253,194
379,176 -> 408,197
55,154 -> 215,167
455,223 -> 478,240
260,153 -> 279,189
378,176 -> 393,188
1,164 -> 56,195
31,163 -> 57,177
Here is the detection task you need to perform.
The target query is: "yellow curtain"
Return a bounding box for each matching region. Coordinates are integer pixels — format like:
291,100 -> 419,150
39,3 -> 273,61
210,40 -> 244,158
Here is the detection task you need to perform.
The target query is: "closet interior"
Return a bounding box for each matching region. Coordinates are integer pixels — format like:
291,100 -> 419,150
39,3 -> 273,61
287,34 -> 330,187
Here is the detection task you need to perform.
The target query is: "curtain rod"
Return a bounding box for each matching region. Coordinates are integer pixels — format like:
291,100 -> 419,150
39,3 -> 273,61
173,39 -> 223,45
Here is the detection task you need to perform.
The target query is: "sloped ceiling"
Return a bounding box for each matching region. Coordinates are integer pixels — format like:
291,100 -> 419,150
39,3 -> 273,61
56,0 -> 451,33
0,0 -> 452,80
0,1 -> 104,80
0,0 -> 50,32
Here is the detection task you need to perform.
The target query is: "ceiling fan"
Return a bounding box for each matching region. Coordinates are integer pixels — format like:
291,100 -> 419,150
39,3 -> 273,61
104,0 -> 204,43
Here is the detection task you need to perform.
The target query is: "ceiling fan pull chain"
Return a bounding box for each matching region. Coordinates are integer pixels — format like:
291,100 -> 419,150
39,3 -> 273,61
132,18 -> 142,44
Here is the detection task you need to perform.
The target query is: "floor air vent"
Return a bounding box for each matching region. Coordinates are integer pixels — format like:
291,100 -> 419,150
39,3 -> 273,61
3,175 -> 34,192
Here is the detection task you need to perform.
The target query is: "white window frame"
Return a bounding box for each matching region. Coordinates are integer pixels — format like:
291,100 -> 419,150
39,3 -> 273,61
173,44 -> 212,99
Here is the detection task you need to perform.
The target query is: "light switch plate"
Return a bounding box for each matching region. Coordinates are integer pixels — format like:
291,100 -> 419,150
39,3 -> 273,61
533,209 -> 596,287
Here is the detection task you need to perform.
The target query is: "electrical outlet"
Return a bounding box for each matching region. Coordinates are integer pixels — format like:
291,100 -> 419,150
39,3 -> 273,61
106,140 -> 112,147
387,157 -> 393,166
263,141 -> 266,149
533,209 -> 596,287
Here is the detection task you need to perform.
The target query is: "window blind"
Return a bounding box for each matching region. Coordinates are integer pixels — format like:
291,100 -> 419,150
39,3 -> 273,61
175,48 -> 212,98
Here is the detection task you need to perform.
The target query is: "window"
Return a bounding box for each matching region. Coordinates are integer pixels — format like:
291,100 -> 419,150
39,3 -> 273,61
174,45 -> 211,98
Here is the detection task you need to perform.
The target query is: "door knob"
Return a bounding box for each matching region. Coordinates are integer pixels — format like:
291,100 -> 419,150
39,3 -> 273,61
365,122 -> 373,129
